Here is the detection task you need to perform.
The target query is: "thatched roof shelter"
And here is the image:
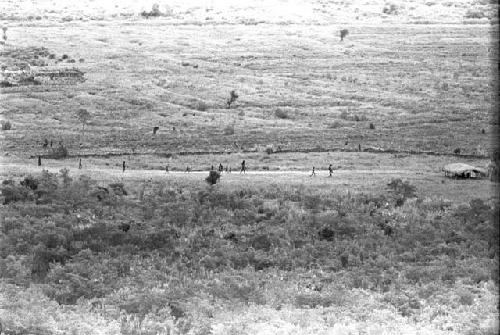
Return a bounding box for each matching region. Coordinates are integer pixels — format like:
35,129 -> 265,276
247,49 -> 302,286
443,163 -> 487,179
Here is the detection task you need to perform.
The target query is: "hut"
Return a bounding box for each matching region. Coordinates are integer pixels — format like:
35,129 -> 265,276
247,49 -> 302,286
442,163 -> 487,179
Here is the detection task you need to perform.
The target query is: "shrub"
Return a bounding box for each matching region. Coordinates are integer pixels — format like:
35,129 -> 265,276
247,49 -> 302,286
226,90 -> 238,109
340,29 -> 349,42
274,108 -> 289,119
383,3 -> 399,15
1,120 -> 12,130
140,3 -> 163,18
387,178 -> 417,206
328,120 -> 343,129
465,9 -> 486,19
205,171 -> 221,185
192,100 -> 208,111
0,183 -> 32,204
223,124 -> 235,135
454,148 -> 461,155
48,144 -> 68,159
20,175 -> 38,190
265,145 -> 274,155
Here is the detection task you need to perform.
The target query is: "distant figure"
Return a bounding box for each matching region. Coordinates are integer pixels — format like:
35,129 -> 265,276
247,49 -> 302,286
211,165 -> 214,171
358,144 -> 361,152
122,161 -> 126,173
310,166 -> 316,177
173,126 -> 176,131
229,167 -> 232,173
42,139 -> 48,148
240,160 -> 246,173
328,164 -> 333,177
186,166 -> 191,173
38,155 -> 42,166
79,158 -> 82,169
219,163 -> 223,172
50,140 -> 53,148
165,165 -> 169,173
225,166 -> 229,173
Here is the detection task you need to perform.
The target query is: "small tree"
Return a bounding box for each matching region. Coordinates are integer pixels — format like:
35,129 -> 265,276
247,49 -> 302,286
76,108 -> 91,147
340,29 -> 349,42
226,90 -> 238,109
2,27 -> 7,45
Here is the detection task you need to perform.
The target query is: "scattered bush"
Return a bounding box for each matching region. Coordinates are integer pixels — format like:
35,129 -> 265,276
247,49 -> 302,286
387,178 -> 417,206
192,100 -> 208,111
226,90 -> 238,109
47,144 -> 68,159
223,124 -> 235,135
465,9 -> 487,19
383,3 -> 399,15
1,120 -> 12,130
454,148 -> 461,155
140,3 -> 162,18
274,108 -> 290,119
340,29 -> 349,42
265,145 -> 274,155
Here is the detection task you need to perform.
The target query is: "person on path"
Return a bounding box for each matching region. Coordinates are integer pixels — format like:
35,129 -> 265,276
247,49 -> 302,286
79,158 -> 82,169
165,165 -> 169,173
358,143 -> 361,152
219,163 -> 223,172
211,165 -> 214,171
240,160 -> 246,173
38,156 -> 42,166
310,166 -> 316,177
122,161 -> 126,173
328,164 -> 333,177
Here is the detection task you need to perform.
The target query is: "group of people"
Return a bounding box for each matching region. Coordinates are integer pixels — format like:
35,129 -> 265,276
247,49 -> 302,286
176,160 -> 247,174
39,158 -> 333,177
310,164 -> 334,177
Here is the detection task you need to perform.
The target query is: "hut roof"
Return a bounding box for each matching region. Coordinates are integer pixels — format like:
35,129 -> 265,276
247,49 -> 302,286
443,163 -> 487,175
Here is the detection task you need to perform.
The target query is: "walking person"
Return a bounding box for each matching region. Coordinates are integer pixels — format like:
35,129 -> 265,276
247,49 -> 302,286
219,163 -> 223,172
165,165 -> 169,173
122,160 -> 126,173
240,160 -> 246,173
38,155 -> 42,166
310,166 -> 316,177
79,158 -> 82,169
358,143 -> 361,152
328,164 -> 333,177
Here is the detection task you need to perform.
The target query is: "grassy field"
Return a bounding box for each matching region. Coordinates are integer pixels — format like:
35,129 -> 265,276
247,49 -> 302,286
0,0 -> 499,334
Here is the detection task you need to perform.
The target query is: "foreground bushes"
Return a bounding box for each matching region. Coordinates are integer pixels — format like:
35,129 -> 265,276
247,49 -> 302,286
0,170 -> 497,331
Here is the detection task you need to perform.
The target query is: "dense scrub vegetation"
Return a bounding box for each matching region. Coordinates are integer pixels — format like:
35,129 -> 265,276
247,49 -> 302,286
0,170 -> 498,334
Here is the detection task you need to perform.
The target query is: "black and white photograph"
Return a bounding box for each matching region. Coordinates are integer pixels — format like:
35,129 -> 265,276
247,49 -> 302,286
0,0 -> 498,334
